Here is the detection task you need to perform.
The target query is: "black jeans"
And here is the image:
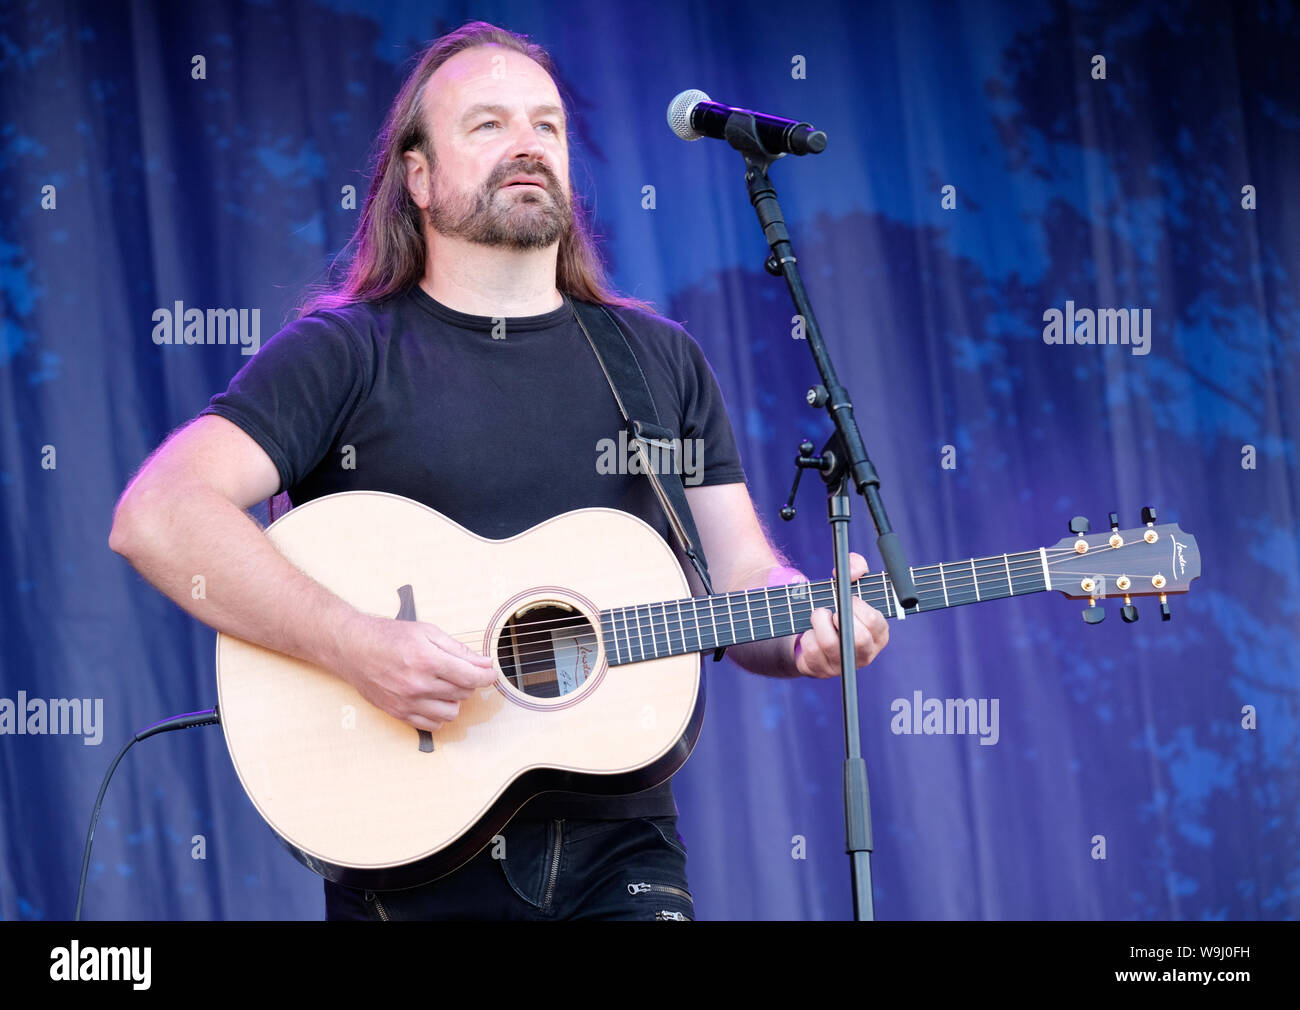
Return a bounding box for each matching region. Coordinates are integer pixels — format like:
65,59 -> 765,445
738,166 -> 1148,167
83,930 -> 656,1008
323,816 -> 694,921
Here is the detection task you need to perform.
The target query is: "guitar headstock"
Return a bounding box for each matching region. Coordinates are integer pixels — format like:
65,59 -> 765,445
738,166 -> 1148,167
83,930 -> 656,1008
1045,508 -> 1200,623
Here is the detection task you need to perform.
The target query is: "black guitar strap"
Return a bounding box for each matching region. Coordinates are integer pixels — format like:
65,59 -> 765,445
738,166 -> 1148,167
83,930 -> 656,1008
568,296 -> 727,662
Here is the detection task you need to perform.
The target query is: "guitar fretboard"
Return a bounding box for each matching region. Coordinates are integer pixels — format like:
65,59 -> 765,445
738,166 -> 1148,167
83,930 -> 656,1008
598,548 -> 1051,665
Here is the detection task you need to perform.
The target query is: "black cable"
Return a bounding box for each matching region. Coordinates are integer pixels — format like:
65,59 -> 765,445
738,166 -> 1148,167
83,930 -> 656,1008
74,707 -> 221,921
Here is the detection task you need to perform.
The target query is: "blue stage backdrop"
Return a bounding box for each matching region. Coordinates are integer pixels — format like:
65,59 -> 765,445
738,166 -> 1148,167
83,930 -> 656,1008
1,0 -> 1296,921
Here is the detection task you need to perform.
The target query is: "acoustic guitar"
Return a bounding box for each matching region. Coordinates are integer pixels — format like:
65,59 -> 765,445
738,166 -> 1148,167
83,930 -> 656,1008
215,491 -> 1200,889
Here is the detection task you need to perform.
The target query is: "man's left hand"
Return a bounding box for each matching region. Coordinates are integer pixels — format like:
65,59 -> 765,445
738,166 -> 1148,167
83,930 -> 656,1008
792,552 -> 889,678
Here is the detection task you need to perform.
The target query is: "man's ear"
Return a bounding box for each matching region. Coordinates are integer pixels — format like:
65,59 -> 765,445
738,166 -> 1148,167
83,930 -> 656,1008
403,147 -> 431,209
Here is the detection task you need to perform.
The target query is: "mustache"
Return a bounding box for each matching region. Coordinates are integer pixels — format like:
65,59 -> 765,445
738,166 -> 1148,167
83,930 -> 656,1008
488,160 -> 562,192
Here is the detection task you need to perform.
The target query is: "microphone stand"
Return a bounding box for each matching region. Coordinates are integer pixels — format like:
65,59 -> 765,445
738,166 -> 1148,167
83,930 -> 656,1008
721,113 -> 918,921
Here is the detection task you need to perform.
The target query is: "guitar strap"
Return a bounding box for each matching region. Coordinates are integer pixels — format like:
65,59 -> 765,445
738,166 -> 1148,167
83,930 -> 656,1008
568,296 -> 727,662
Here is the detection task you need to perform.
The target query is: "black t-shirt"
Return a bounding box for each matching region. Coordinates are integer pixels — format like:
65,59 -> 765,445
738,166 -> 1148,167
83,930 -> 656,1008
201,284 -> 746,820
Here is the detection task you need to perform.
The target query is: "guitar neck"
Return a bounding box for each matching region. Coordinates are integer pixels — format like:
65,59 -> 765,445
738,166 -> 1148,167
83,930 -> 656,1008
599,547 -> 1053,665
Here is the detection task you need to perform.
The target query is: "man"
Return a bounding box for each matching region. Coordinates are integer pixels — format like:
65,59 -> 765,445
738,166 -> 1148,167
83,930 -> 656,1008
109,20 -> 889,921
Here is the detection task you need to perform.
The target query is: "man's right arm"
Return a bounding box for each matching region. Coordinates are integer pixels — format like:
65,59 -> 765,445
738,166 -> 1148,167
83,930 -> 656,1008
108,414 -> 496,730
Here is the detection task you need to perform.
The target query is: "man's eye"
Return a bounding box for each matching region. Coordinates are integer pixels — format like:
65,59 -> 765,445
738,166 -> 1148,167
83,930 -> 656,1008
537,122 -> 557,134
477,121 -> 500,131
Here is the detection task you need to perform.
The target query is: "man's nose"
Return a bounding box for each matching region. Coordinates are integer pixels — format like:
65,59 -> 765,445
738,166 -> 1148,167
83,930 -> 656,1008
504,118 -> 548,164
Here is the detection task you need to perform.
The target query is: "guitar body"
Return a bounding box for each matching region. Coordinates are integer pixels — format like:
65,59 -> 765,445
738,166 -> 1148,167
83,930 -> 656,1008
216,491 -> 703,890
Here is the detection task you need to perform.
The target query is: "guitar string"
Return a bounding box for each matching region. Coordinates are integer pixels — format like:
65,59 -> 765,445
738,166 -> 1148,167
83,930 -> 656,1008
427,537 -> 1152,645
433,554 -> 1059,652
428,541 -> 1170,664
428,540 -> 1149,642
464,573 -> 1147,667
429,544 -> 1168,659
455,568 -> 1169,668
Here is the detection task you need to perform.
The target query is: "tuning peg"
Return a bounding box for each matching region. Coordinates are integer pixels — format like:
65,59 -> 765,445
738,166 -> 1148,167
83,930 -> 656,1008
1083,599 -> 1105,623
1159,592 -> 1171,621
1109,512 -> 1120,532
1142,506 -> 1158,525
1121,598 -> 1139,623
1069,516 -> 1090,535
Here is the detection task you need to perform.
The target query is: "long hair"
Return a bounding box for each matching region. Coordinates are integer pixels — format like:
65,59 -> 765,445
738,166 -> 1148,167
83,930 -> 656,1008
298,21 -> 653,317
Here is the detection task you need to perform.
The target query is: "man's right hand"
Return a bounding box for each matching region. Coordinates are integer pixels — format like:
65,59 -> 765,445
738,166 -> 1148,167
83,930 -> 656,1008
335,613 -> 499,732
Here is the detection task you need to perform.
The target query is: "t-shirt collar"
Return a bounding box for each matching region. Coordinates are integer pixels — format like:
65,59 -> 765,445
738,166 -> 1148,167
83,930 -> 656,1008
407,283 -> 573,333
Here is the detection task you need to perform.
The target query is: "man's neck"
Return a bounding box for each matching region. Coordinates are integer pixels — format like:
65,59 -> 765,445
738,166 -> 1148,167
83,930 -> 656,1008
421,232 -> 564,317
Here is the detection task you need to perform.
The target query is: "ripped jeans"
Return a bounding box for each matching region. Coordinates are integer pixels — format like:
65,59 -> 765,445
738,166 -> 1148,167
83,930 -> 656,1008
323,816 -> 694,921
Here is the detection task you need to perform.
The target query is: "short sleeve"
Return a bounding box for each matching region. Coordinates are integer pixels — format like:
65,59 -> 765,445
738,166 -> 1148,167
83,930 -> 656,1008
676,328 -> 747,486
199,312 -> 369,494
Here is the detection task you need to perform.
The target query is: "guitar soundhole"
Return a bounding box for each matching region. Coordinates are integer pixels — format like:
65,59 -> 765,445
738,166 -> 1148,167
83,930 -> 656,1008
495,603 -> 599,700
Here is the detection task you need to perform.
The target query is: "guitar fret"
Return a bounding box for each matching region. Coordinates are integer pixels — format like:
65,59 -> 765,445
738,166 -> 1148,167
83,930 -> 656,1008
861,579 -> 880,615
649,603 -> 660,658
970,558 -> 980,601
763,587 -> 775,639
634,604 -> 647,661
1039,547 -> 1052,591
1003,554 -> 1014,596
602,613 -> 614,665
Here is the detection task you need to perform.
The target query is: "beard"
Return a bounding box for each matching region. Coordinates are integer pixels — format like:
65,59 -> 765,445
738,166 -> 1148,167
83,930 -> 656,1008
426,158 -> 573,250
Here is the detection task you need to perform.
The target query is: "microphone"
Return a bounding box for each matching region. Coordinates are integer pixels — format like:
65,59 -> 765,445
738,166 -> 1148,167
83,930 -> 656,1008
667,89 -> 827,155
